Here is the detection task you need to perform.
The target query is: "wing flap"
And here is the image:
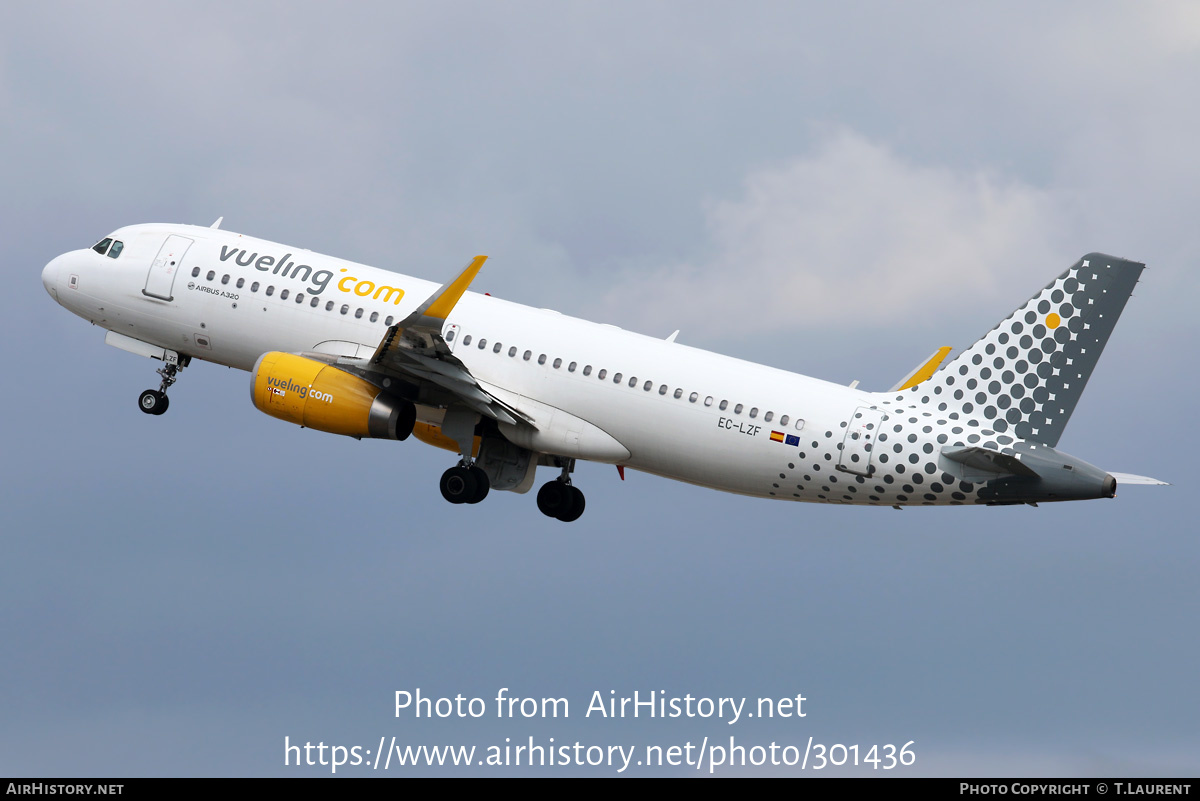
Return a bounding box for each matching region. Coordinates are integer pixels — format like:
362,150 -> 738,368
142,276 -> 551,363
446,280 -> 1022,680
364,255 -> 535,429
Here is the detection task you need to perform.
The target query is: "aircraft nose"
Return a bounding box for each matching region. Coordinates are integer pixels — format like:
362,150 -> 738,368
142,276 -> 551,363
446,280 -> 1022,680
42,254 -> 64,299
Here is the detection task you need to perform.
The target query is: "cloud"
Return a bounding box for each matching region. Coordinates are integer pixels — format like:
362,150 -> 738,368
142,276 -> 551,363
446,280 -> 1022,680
592,130 -> 1069,338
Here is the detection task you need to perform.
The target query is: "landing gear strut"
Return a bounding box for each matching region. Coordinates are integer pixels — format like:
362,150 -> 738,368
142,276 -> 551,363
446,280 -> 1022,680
438,407 -> 491,505
138,360 -> 185,416
537,459 -> 585,522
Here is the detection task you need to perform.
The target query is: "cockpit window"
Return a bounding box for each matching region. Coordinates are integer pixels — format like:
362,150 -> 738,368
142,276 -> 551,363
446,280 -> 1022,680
91,237 -> 124,258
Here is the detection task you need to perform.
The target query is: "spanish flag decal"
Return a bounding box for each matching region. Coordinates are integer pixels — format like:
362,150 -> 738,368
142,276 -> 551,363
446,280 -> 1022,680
770,431 -> 785,443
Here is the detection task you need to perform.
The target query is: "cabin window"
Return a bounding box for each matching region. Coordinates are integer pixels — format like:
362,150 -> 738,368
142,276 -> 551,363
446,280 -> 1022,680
538,354 -> 547,365
523,350 -> 531,361
462,335 -> 472,345
386,316 -> 394,326
598,369 -> 607,380
251,282 -> 260,292
704,396 -> 713,407
719,400 -> 728,411
734,403 -> 743,414
266,286 -> 275,296
508,347 -> 517,357
312,297 -> 321,308
764,411 -> 774,422
326,301 -> 334,311
191,267 -> 200,277
236,277 -> 245,289
553,358 -> 562,369
280,289 -> 290,300
689,392 -> 698,403
477,338 -> 487,349
659,385 -> 668,395
296,294 -> 304,304
370,311 -> 378,322
583,365 -> 592,376
568,362 -> 577,372
207,271 -> 216,281
673,388 -> 682,399
355,308 -> 363,318
629,376 -> 637,388
340,304 -> 348,315
795,418 -> 806,430
749,407 -> 758,419
780,415 -> 789,426
493,342 -> 502,353
613,373 -> 622,383
221,274 -> 230,285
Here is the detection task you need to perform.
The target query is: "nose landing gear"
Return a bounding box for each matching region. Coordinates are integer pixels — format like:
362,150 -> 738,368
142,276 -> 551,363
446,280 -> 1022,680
138,388 -> 169,415
137,359 -> 187,416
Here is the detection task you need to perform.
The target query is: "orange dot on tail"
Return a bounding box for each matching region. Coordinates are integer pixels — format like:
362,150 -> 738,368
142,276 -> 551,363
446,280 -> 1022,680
1046,313 -> 1061,329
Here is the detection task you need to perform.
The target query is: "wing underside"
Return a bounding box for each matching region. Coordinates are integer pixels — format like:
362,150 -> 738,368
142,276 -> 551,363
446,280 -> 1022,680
365,256 -> 534,428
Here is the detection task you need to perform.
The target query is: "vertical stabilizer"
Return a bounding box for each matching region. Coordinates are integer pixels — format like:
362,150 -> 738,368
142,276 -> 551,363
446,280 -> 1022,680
897,253 -> 1144,447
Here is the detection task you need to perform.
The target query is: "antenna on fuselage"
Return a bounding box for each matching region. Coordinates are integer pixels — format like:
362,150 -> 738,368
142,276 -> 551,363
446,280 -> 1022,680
209,217 -> 224,229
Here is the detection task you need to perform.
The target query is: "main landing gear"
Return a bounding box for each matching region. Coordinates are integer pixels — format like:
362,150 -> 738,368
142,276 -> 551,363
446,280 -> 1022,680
537,459 -> 585,523
438,407 -> 490,505
440,462 -> 490,505
138,360 -> 186,416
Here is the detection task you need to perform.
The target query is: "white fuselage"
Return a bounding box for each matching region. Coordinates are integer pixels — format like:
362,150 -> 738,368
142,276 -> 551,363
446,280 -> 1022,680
43,222 -> 1055,507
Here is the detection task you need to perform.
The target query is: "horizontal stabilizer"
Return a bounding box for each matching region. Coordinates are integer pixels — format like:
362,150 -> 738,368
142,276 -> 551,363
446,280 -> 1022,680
890,346 -> 952,392
1109,472 -> 1169,486
942,445 -> 1039,478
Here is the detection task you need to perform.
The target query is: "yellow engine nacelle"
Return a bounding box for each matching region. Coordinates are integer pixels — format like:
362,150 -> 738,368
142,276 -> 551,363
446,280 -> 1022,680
250,352 -> 415,440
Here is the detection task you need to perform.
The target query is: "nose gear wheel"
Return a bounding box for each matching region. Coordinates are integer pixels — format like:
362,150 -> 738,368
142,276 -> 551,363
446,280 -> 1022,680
137,360 -> 186,415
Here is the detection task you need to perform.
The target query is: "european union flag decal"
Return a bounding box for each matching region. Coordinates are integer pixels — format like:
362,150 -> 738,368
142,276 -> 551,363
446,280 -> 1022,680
785,434 -> 800,446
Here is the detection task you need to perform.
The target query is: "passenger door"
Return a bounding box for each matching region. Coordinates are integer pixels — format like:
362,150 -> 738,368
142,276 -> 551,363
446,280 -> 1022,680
143,235 -> 193,301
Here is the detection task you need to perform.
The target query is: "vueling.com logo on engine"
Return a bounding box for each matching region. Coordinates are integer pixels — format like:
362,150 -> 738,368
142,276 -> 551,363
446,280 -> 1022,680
266,376 -> 333,403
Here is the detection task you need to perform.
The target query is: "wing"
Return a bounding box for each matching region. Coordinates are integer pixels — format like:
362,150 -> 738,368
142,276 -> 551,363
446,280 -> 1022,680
366,256 -> 534,428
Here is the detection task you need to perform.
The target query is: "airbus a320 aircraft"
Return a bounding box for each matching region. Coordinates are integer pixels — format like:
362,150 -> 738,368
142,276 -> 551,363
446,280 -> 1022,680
42,221 -> 1165,521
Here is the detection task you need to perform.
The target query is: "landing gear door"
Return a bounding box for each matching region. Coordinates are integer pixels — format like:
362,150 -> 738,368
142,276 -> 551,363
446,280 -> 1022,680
143,235 -> 193,301
837,406 -> 886,477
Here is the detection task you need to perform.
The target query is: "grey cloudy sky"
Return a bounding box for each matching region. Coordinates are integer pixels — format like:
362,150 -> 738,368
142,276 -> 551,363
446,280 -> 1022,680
2,1 -> 1196,776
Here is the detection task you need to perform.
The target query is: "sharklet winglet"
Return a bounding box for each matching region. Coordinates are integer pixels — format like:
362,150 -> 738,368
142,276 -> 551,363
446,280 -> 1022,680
891,346 -> 952,392
422,255 -> 488,322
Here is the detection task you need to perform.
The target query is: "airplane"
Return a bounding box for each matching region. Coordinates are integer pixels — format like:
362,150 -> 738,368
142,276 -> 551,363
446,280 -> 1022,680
41,220 -> 1166,521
